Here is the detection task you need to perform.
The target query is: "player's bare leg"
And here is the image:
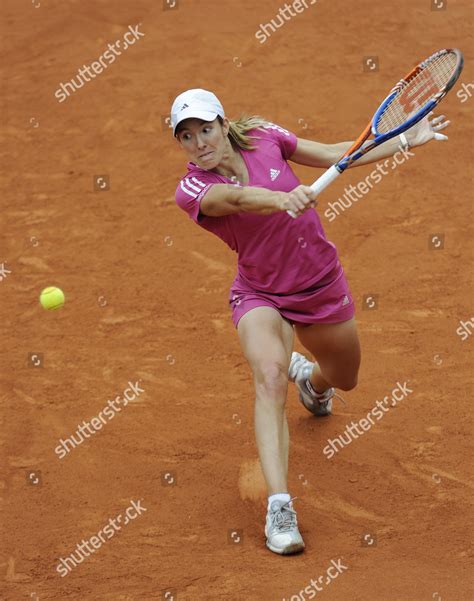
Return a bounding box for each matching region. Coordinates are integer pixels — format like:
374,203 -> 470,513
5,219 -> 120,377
237,306 -> 304,554
295,317 -> 361,392
289,317 -> 360,416
237,307 -> 293,494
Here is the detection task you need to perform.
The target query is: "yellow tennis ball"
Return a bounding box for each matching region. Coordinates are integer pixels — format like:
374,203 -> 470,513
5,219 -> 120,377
39,286 -> 65,310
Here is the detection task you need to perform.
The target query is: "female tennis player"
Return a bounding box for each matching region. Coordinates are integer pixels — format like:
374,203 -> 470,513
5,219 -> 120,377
171,88 -> 449,555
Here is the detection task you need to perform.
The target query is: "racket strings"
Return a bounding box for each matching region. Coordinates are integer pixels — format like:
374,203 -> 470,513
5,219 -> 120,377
376,51 -> 458,134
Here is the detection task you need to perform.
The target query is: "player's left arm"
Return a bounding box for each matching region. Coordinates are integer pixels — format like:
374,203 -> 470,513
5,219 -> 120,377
290,113 -> 450,169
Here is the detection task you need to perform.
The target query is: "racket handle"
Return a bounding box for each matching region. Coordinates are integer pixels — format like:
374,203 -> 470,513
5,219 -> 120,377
310,164 -> 341,194
286,165 -> 342,218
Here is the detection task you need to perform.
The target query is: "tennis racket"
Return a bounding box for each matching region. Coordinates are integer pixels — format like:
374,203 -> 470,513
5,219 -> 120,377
288,48 -> 464,218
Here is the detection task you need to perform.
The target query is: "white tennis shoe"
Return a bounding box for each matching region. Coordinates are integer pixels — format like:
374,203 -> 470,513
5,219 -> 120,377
288,351 -> 344,417
265,498 -> 305,555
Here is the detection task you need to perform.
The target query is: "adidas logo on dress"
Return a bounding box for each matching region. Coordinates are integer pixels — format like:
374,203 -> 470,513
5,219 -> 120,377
342,295 -> 350,306
270,168 -> 280,181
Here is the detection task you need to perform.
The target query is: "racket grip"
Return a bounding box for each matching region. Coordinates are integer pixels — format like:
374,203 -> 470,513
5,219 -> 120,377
310,164 -> 341,194
286,165 -> 341,219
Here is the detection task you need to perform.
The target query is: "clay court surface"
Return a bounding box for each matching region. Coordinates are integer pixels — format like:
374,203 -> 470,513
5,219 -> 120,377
1,0 -> 473,599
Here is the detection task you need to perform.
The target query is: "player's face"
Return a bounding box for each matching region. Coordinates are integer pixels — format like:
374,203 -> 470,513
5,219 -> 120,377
176,118 -> 229,169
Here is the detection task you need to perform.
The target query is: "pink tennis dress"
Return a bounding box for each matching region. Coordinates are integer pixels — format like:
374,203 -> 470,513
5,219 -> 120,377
175,123 -> 355,329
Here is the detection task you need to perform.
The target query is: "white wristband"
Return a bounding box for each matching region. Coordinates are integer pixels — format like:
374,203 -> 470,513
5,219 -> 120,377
399,133 -> 410,151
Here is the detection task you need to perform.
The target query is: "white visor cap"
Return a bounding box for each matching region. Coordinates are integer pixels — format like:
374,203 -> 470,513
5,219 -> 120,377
171,88 -> 225,136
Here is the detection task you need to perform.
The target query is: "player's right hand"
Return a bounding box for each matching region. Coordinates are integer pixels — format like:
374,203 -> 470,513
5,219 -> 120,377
277,185 -> 318,217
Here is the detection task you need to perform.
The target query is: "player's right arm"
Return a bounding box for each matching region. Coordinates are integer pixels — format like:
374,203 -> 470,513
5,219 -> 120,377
200,184 -> 317,218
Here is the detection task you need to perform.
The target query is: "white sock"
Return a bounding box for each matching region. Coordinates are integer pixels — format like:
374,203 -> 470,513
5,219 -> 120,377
268,492 -> 291,510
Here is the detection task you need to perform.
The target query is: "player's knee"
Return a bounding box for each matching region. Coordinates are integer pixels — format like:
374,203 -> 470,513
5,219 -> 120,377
253,362 -> 288,396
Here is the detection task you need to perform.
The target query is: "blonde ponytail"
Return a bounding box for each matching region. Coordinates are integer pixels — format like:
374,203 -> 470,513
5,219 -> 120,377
222,114 -> 270,150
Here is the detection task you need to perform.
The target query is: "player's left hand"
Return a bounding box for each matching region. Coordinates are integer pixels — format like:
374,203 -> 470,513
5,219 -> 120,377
406,112 -> 450,147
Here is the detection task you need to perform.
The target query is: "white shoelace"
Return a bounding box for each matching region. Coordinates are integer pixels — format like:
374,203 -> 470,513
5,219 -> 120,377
292,353 -> 348,409
269,498 -> 299,533
304,379 -> 347,407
